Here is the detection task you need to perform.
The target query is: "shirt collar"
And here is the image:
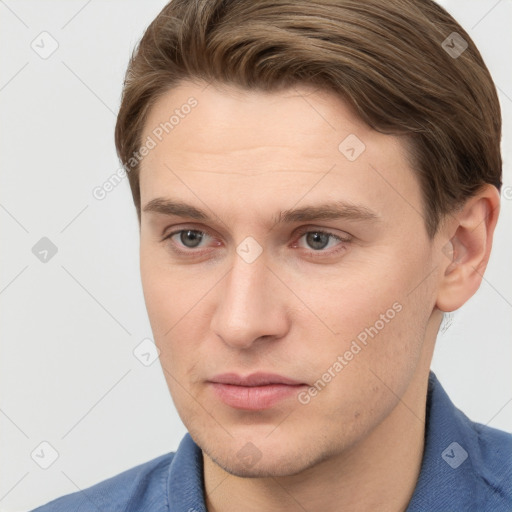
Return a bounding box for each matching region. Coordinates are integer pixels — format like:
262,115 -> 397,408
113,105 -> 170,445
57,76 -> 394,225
406,371 -> 481,510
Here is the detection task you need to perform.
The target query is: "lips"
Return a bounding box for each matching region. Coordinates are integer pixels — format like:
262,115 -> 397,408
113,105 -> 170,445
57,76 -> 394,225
208,372 -> 307,410
210,372 -> 304,386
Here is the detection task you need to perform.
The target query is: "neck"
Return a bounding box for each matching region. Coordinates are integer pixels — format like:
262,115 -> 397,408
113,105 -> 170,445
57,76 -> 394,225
203,366 -> 431,512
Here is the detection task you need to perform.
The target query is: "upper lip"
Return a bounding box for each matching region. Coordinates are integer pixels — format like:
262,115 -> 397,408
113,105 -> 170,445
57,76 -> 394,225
209,372 -> 304,386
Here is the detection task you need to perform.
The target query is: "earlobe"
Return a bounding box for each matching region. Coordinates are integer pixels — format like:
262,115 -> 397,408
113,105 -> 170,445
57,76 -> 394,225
435,185 -> 500,313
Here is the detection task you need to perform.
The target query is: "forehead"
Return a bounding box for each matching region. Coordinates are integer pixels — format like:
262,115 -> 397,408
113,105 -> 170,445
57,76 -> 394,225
138,81 -> 421,225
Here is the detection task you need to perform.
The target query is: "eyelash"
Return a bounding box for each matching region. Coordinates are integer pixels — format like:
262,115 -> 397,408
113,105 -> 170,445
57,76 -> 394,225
162,226 -> 352,259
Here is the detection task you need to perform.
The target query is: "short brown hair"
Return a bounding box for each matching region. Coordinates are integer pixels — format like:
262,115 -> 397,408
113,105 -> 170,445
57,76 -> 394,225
114,0 -> 502,237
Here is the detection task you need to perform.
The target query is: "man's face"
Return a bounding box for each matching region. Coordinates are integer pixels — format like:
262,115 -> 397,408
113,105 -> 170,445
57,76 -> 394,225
139,81 -> 444,477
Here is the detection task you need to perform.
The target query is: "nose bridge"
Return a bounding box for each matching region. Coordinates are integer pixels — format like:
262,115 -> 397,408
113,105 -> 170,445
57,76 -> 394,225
211,248 -> 288,348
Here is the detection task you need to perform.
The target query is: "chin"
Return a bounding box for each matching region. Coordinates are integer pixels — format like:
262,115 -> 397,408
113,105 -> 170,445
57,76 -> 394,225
198,426 -> 338,479
206,446 -> 322,478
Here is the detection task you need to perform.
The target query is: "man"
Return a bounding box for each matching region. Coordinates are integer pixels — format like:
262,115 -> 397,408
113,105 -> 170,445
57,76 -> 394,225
33,0 -> 511,510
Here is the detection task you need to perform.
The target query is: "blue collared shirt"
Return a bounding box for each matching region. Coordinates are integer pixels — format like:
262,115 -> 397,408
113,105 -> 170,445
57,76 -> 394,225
32,372 -> 512,511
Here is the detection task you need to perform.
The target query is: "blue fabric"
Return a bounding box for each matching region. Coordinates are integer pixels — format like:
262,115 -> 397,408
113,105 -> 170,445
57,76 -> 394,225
32,371 -> 512,511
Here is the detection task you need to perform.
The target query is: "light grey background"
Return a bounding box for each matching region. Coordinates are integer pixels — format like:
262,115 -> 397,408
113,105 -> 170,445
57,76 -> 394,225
1,1 -> 511,510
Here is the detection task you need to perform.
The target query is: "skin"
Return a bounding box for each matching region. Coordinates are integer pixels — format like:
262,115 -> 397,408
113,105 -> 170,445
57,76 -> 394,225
138,80 -> 500,512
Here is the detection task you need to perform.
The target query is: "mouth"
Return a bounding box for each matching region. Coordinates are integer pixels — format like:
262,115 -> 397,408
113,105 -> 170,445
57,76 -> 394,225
208,372 -> 308,410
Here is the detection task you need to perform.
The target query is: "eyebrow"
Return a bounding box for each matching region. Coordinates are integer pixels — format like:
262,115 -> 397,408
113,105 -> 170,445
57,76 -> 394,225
142,197 -> 380,225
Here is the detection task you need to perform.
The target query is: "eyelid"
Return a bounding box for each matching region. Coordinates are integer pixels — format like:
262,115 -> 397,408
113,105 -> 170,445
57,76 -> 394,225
293,225 -> 352,242
162,224 -> 215,241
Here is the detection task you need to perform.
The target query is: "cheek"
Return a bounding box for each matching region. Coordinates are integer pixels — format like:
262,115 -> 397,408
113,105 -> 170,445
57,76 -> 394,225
140,247 -> 216,376
140,242 -> 200,331
277,260 -> 406,345
292,252 -> 433,400
140,249 -> 172,336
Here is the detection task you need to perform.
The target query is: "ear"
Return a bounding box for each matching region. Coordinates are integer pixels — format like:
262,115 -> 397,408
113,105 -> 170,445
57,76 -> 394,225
435,184 -> 500,313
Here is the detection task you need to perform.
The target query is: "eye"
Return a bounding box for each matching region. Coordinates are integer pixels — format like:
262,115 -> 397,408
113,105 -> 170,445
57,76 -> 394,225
294,228 -> 351,255
301,231 -> 335,251
161,226 -> 351,259
165,229 -> 213,251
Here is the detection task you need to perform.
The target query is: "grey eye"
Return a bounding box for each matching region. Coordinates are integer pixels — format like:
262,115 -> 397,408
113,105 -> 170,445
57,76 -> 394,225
305,232 -> 331,250
179,230 -> 204,248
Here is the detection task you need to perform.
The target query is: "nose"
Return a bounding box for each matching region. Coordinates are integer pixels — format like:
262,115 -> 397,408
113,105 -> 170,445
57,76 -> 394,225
210,250 -> 290,350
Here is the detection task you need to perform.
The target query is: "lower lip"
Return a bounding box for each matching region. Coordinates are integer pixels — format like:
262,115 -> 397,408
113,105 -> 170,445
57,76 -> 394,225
209,382 -> 306,410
